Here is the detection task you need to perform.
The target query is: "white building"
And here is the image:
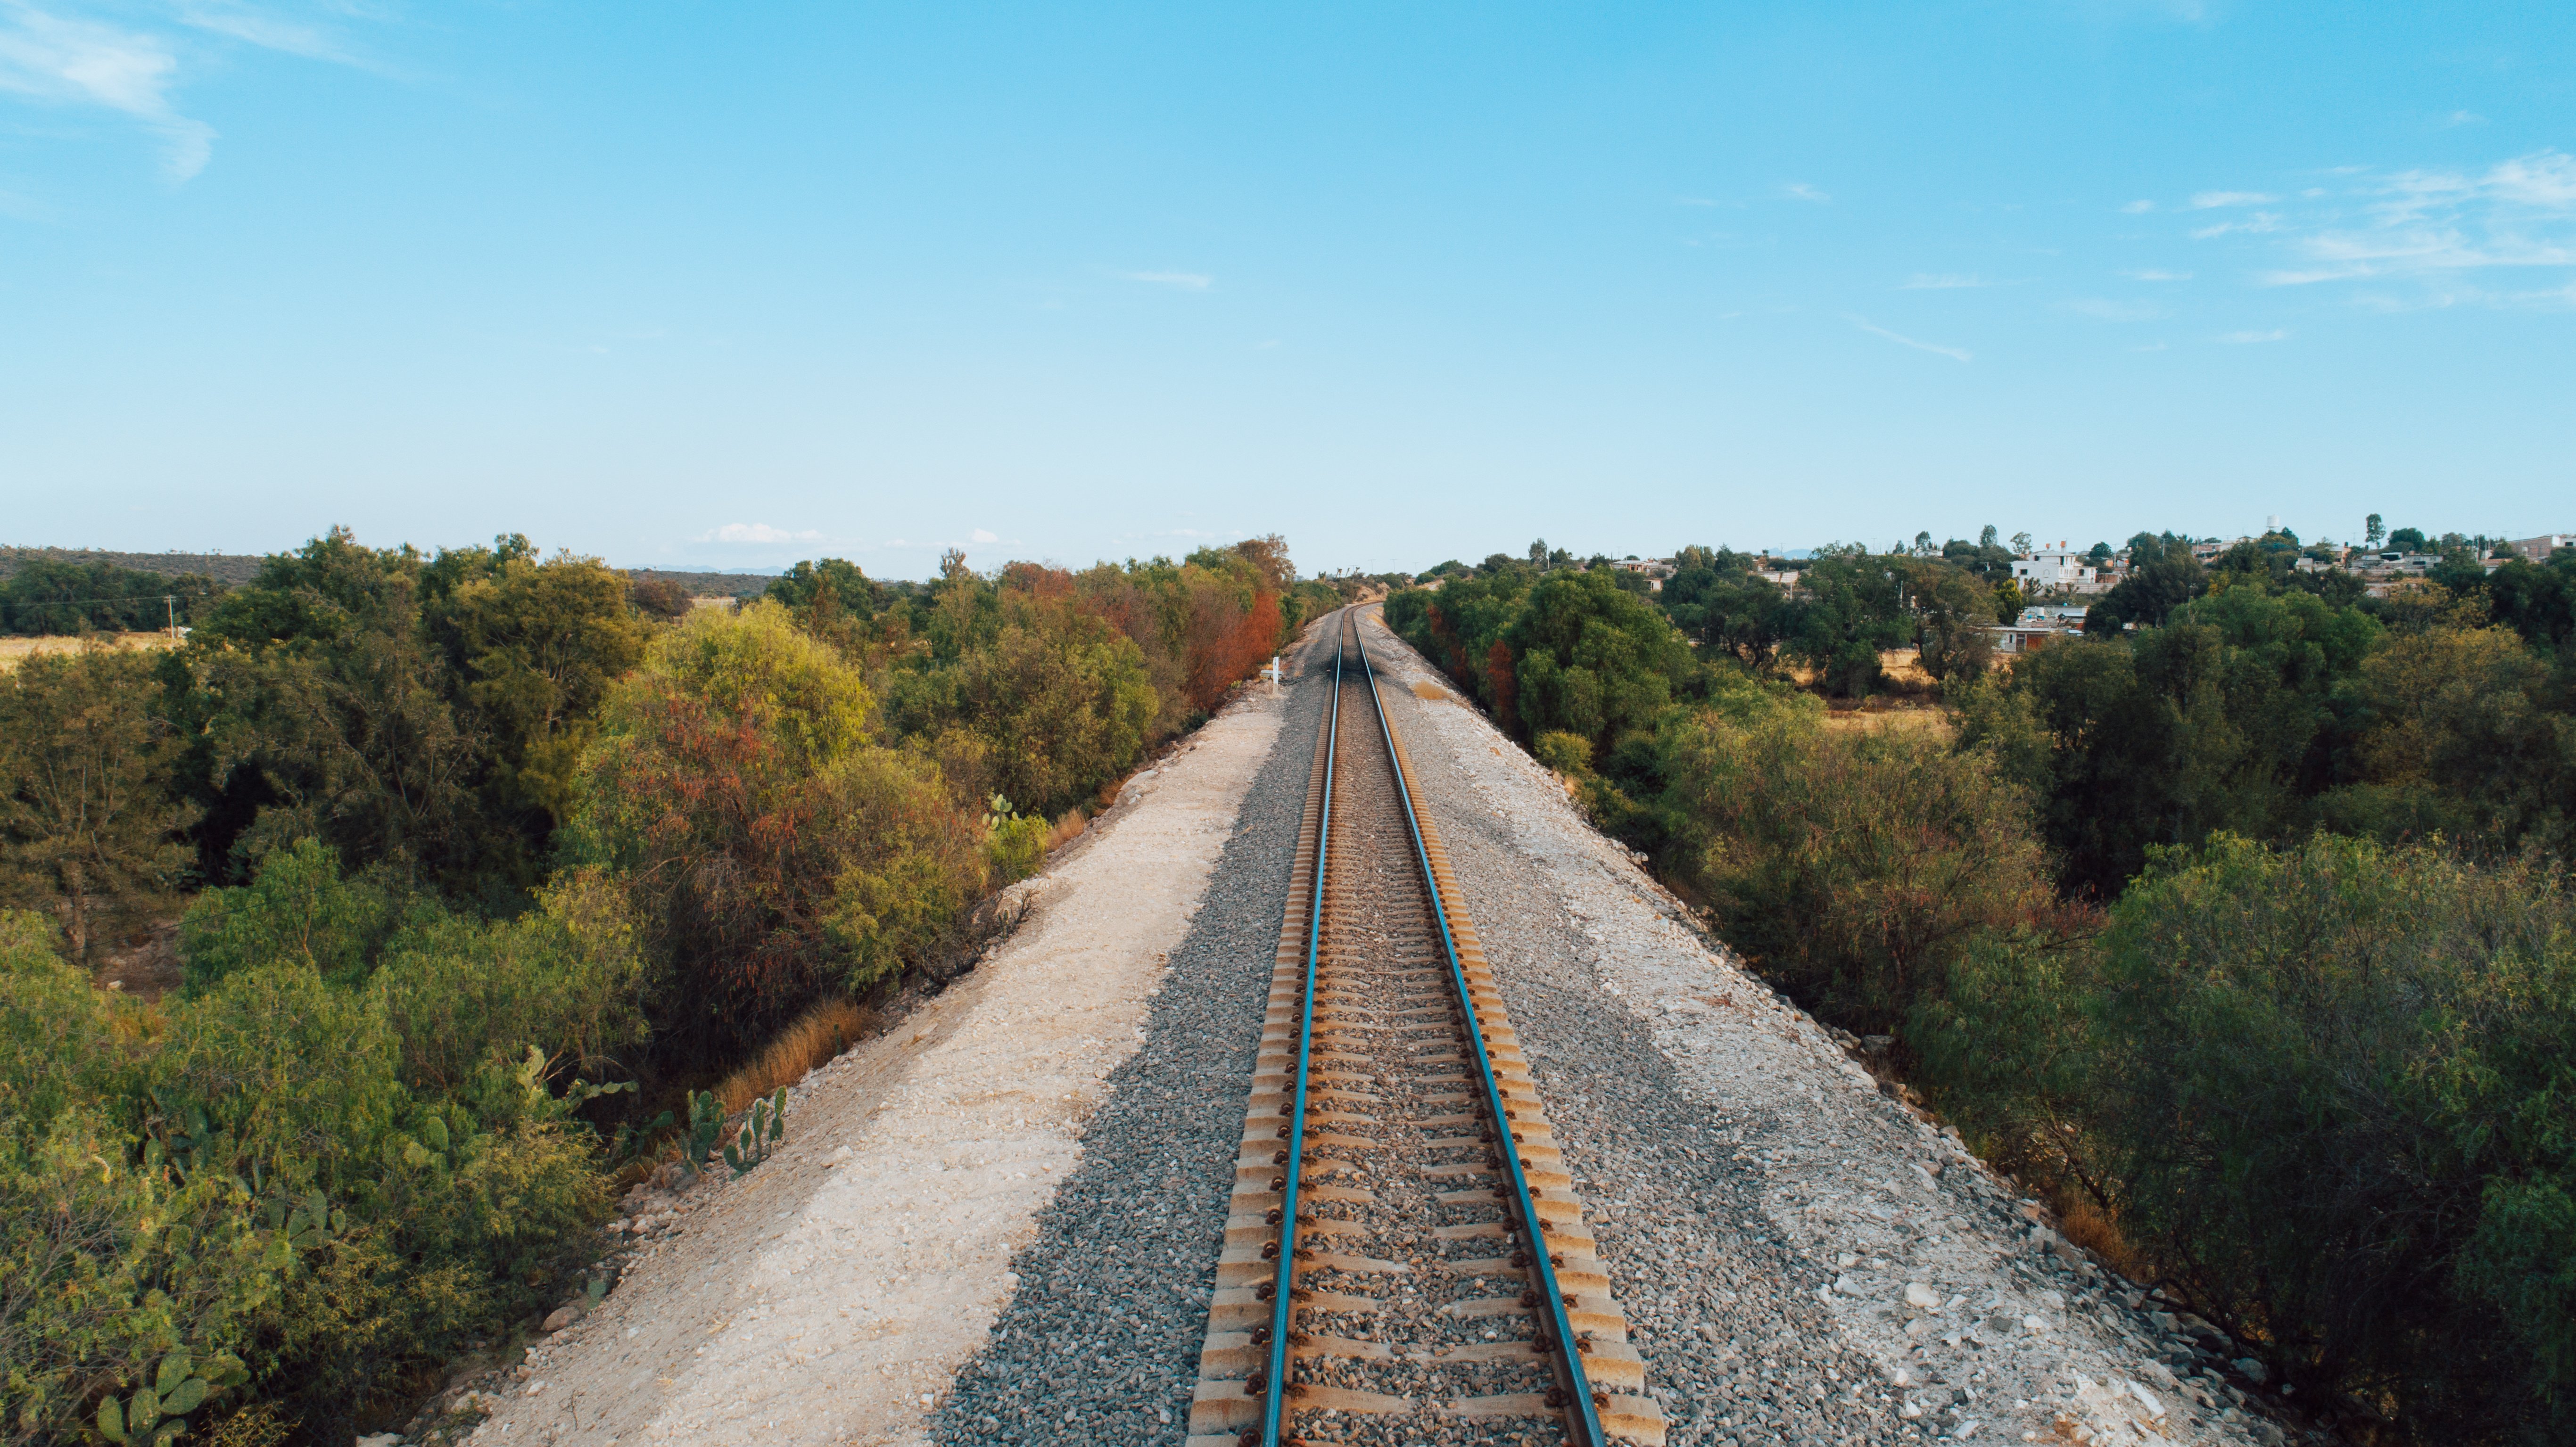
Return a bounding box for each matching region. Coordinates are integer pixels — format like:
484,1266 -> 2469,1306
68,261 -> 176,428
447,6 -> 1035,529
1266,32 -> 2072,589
2509,534 -> 2573,562
2011,542 -> 2100,593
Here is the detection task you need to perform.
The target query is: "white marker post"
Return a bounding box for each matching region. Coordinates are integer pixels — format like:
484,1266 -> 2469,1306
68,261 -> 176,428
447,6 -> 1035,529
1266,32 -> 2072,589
1269,655 -> 1280,697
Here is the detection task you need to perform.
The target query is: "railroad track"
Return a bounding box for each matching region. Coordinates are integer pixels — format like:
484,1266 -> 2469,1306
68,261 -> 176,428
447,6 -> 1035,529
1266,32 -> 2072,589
1188,610 -> 1666,1447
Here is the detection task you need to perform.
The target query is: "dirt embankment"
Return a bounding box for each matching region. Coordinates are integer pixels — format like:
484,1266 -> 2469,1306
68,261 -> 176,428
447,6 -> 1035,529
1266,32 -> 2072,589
455,681 -> 1291,1447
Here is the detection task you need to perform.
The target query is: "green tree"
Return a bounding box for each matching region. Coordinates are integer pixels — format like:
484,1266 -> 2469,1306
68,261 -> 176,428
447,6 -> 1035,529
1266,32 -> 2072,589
2366,513 -> 2386,549
2085,836 -> 2576,1439
1788,551 -> 1906,697
2085,535 -> 2207,634
1898,559 -> 1997,684
1507,570 -> 1695,751
0,650 -> 198,961
423,542 -> 649,834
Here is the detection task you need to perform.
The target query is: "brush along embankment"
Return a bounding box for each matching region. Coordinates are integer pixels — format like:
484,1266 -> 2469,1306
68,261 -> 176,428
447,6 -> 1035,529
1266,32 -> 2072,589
464,683 -> 1288,1447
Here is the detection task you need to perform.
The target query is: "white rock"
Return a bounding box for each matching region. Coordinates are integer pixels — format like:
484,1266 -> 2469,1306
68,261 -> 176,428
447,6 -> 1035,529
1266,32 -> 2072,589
1903,1282 -> 1942,1310
2124,1380 -> 2164,1418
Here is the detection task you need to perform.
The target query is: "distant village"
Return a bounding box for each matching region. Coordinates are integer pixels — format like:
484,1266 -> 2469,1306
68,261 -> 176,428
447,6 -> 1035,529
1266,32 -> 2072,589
1591,524 -> 2576,656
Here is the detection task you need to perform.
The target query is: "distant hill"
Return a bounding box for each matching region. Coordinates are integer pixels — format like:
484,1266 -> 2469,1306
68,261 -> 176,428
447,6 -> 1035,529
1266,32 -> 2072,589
0,547 -> 268,587
0,547 -> 781,598
623,567 -> 783,598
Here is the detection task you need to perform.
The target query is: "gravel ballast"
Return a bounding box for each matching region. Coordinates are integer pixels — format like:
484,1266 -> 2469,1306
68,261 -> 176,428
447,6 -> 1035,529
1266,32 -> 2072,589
926,625 -> 1340,1447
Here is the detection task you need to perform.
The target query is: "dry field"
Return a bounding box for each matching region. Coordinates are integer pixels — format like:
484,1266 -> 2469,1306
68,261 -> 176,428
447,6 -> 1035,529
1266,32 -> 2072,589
1818,705 -> 1956,739
0,632 -> 182,673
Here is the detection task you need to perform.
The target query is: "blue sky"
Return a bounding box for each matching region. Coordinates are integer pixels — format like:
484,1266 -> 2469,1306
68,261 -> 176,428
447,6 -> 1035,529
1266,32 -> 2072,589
2,2 -> 2569,578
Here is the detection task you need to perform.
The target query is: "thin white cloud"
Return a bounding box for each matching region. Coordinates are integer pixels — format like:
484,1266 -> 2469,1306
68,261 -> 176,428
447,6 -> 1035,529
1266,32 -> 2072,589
1901,273 -> 1988,289
2217,329 -> 2288,344
2122,268 -> 2193,281
713,523 -> 822,544
1124,270 -> 1212,290
2443,110 -> 2486,128
1783,182 -> 1830,203
173,1 -> 354,64
2246,151 -> 2576,304
0,3 -> 210,177
2191,190 -> 2279,209
2191,212 -> 2283,239
969,528 -> 998,544
2120,200 -> 2156,214
1847,315 -> 1971,362
2064,298 -> 2165,321
0,1 -> 380,180
1674,196 -> 1718,207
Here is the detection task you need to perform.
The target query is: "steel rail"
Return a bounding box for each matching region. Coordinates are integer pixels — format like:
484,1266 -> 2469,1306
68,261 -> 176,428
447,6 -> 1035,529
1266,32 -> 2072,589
1256,612 -> 1343,1446
1354,615 -> 1610,1447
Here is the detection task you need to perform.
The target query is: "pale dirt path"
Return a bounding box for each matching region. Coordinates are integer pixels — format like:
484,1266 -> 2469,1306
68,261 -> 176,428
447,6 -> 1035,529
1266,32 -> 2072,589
473,685 -> 1287,1447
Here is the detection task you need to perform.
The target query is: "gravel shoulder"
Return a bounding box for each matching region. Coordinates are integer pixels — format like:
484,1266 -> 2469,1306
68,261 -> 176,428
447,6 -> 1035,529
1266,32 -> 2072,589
923,618 -> 1341,1447
1355,609 -> 2291,1447
468,667 -> 1293,1447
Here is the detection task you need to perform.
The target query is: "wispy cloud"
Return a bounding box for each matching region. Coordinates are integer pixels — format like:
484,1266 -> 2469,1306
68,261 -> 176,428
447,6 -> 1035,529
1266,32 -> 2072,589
173,1 -> 355,64
1901,273 -> 1989,289
1783,181 -> 1830,203
1124,270 -> 1212,290
712,523 -> 823,544
2122,268 -> 2193,281
2233,151 -> 2576,304
2190,190 -> 2279,209
2120,199 -> 2156,214
2442,110 -> 2486,128
2190,212 -> 2282,239
0,3 -> 209,176
969,528 -> 998,543
2217,329 -> 2288,344
1848,315 -> 1970,362
0,1 -> 381,180
2064,298 -> 2165,321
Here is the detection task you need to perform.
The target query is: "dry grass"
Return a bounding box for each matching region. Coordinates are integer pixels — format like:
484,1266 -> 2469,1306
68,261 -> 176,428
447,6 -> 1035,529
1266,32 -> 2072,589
1045,808 -> 1090,853
1411,680 -> 1452,702
0,632 -> 180,673
714,997 -> 873,1112
2055,1192 -> 2148,1279
1820,707 -> 1956,740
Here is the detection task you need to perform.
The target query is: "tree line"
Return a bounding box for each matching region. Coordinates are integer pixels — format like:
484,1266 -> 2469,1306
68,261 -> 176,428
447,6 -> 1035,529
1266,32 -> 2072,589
0,527 -> 1346,1446
1386,534 -> 2576,1444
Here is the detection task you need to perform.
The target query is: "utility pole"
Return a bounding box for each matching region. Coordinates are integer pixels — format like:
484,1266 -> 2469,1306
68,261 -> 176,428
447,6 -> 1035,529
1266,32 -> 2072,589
165,595 -> 177,640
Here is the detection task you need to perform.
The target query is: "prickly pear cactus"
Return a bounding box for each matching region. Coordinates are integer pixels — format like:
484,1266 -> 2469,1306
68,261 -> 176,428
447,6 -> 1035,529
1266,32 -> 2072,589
97,1354 -> 210,1446
722,1088 -> 790,1176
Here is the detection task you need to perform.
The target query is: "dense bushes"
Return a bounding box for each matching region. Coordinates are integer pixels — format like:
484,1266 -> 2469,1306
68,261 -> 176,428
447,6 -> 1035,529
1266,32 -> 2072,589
1652,701 -> 2059,1031
570,602 -> 987,1049
1911,838 -> 2576,1441
2,528 -> 1317,1444
1,896 -> 612,1446
1394,543 -> 2576,1443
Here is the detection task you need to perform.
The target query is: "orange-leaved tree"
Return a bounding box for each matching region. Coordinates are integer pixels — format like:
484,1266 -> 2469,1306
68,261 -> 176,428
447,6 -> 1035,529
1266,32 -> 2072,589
567,602 -> 984,1053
